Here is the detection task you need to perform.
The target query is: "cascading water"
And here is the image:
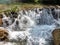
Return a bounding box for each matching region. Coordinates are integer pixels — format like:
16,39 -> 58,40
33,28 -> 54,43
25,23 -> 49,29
1,7 -> 60,45
28,8 -> 56,45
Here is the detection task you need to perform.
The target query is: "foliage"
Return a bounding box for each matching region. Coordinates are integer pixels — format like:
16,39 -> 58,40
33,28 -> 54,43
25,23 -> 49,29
0,0 -> 60,4
2,6 -> 19,16
19,0 -> 60,4
38,0 -> 60,4
11,6 -> 19,12
34,0 -> 39,3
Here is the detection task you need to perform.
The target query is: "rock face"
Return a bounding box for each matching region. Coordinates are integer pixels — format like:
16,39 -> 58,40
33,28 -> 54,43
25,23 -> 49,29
52,29 -> 60,45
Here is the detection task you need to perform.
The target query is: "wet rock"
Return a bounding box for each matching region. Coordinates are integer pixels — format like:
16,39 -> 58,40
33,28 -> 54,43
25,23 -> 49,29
52,28 -> 60,45
11,11 -> 18,18
0,18 -> 3,26
0,27 -> 8,41
0,14 -> 3,26
51,9 -> 58,20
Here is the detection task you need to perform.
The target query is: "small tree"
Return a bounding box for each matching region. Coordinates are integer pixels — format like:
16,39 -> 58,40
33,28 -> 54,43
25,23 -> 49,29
34,0 -> 39,3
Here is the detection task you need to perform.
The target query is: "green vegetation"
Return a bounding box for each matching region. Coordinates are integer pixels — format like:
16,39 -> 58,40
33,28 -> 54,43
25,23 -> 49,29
0,0 -> 60,4
0,3 -> 44,14
0,0 -> 59,14
0,3 -> 44,12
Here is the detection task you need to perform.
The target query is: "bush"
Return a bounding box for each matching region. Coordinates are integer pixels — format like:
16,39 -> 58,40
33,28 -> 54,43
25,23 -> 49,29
38,0 -> 60,4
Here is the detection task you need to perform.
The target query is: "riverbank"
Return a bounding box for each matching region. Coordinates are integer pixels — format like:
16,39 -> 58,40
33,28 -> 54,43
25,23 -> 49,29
0,3 -> 60,13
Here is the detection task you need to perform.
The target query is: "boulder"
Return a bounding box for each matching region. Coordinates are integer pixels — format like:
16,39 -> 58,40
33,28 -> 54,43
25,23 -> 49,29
0,27 -> 8,41
52,28 -> 60,45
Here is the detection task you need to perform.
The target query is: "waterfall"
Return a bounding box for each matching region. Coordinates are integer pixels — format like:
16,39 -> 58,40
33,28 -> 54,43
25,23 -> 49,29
1,8 -> 60,45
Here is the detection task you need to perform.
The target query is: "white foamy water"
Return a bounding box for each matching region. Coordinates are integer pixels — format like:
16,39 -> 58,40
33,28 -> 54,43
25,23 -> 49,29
1,8 -> 60,45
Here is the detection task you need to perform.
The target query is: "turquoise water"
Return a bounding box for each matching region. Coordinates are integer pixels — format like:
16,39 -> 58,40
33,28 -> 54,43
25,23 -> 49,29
0,0 -> 12,4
